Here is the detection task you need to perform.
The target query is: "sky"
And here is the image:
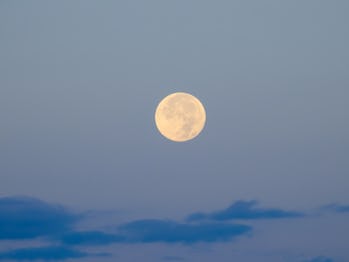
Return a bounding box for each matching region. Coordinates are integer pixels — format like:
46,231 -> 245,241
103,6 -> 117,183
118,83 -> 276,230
0,1 -> 349,261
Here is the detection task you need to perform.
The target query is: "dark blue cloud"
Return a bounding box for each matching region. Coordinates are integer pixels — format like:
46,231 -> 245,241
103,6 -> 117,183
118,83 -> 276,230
187,200 -> 303,222
60,231 -> 125,246
303,256 -> 334,262
0,246 -> 87,261
0,196 -> 78,240
117,219 -> 251,243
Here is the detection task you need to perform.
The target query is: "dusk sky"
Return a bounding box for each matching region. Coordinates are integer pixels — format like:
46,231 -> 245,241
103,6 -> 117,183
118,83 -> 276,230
1,1 -> 349,261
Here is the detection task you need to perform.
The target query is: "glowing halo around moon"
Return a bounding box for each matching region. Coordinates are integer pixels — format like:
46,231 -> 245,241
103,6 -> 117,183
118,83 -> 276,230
155,92 -> 206,142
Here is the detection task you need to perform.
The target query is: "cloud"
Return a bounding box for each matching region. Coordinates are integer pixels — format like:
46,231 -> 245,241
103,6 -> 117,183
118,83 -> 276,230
0,196 -> 251,247
60,231 -> 125,246
2,196 -> 304,247
303,256 -> 334,262
117,219 -> 251,243
0,196 -> 77,240
187,200 -> 303,222
163,256 -> 185,261
59,220 -> 251,246
0,196 -> 124,247
0,246 -> 87,261
323,203 -> 349,213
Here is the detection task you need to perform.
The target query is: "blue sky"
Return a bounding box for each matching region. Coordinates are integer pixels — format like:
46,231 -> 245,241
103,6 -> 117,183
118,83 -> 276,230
1,1 -> 349,261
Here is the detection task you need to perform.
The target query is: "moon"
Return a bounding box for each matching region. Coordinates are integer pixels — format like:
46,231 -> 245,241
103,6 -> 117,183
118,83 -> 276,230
155,92 -> 206,142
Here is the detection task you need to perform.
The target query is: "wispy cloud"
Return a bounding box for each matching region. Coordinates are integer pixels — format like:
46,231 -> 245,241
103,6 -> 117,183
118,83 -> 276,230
163,255 -> 185,261
0,196 -> 77,240
58,220 -> 251,246
303,256 -> 334,262
117,219 -> 251,243
0,246 -> 88,261
58,219 -> 251,245
322,203 -> 349,213
187,200 -> 303,222
60,231 -> 124,246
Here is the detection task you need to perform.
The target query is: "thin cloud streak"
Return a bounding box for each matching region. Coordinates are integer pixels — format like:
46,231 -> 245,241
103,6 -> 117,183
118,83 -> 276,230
187,200 -> 304,222
303,256 -> 335,262
163,255 -> 185,261
60,231 -> 125,246
0,246 -> 88,261
117,219 -> 251,244
322,203 -> 349,213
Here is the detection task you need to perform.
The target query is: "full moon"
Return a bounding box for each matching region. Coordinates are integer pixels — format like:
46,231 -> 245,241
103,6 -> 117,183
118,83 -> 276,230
155,92 -> 206,142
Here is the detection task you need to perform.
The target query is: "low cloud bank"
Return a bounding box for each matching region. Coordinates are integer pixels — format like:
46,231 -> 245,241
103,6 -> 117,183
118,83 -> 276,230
0,196 -> 316,260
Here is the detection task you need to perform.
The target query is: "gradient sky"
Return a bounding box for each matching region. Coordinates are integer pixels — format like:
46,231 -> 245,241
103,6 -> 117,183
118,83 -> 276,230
1,1 -> 349,261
